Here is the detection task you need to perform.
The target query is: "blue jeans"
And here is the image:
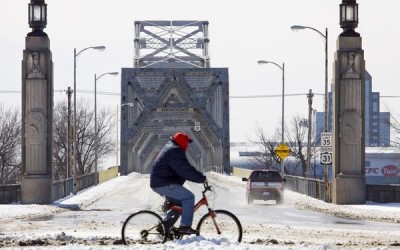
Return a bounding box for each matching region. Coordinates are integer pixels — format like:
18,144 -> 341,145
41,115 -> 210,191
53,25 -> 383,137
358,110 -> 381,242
152,184 -> 195,227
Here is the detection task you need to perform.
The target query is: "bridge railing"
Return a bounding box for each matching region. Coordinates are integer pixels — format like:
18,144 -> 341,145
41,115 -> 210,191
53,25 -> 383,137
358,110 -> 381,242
0,184 -> 20,204
52,173 -> 97,201
1,166 -> 120,203
203,165 -> 224,174
284,175 -> 331,202
230,167 -> 332,202
53,167 -> 119,201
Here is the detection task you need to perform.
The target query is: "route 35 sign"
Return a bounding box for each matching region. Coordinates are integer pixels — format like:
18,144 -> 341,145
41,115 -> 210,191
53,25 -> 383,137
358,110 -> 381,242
320,152 -> 332,165
320,132 -> 332,147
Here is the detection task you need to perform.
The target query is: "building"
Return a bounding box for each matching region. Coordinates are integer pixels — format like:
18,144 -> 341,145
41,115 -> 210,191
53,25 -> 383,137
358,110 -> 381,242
315,71 -> 390,147
120,21 -> 230,175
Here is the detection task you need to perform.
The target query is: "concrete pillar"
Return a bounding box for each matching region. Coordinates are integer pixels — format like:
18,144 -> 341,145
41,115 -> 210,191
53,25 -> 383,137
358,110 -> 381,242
332,36 -> 366,204
21,1 -> 53,204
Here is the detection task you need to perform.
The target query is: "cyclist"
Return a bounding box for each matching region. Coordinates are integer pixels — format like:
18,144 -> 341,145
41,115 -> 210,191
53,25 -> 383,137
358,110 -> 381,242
150,132 -> 207,235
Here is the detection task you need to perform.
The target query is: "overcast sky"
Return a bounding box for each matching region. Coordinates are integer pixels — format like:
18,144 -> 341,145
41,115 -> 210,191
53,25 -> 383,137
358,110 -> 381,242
2,0 -> 400,143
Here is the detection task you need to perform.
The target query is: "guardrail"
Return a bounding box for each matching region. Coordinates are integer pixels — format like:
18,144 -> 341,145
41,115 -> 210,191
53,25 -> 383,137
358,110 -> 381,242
2,167 -> 398,203
204,165 -> 224,174
231,167 -> 252,178
284,175 -> 331,202
1,166 -> 120,203
366,184 -> 400,202
99,166 -> 119,183
231,167 -> 331,202
0,184 -> 20,204
52,173 -> 97,201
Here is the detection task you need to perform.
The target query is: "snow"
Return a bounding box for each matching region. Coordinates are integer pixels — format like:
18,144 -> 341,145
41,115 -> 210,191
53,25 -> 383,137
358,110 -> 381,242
1,172 -> 400,250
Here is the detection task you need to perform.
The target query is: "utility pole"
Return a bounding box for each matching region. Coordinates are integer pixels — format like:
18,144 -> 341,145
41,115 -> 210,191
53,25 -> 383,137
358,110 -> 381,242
306,89 -> 314,178
66,87 -> 73,178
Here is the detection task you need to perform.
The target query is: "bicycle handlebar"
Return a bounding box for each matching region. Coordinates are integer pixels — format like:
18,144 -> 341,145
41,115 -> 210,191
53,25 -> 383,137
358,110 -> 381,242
203,181 -> 212,192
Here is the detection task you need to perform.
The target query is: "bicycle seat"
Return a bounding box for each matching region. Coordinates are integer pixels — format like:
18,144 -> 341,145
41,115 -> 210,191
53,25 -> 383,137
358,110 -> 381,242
162,200 -> 182,212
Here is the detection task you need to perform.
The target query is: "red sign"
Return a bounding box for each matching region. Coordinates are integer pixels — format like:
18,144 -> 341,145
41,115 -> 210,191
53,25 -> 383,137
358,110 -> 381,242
381,165 -> 400,177
366,168 -> 380,175
366,165 -> 400,177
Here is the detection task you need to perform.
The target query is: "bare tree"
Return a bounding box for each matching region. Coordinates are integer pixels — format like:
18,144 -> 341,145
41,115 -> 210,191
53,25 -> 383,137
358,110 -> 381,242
251,115 -> 319,177
53,102 -> 68,180
285,116 -> 308,176
285,115 -> 320,177
53,99 -> 116,180
250,127 -> 281,171
0,106 -> 21,184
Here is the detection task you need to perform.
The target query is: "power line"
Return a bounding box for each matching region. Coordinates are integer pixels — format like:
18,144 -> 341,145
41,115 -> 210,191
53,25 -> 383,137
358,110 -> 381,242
3,90 -> 323,98
3,89 -> 400,99
229,93 -> 324,99
0,89 -> 121,96
0,90 -> 21,93
77,90 -> 120,96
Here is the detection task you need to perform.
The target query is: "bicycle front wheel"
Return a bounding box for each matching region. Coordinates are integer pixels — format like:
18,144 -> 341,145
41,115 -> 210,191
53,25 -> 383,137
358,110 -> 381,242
121,210 -> 166,245
196,209 -> 243,242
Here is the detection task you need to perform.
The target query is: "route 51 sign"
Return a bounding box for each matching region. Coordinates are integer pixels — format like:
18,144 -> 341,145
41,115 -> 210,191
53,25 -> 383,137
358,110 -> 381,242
320,152 -> 332,165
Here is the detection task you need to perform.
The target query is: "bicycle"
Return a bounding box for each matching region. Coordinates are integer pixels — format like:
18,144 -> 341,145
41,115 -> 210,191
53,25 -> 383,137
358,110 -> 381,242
121,182 -> 243,245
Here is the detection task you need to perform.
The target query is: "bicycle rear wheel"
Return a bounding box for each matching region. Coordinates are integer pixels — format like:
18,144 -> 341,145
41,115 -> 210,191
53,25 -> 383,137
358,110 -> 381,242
196,209 -> 243,242
121,210 -> 166,245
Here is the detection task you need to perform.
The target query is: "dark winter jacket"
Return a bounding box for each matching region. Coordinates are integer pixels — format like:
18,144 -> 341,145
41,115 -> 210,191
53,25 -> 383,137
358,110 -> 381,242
150,140 -> 206,188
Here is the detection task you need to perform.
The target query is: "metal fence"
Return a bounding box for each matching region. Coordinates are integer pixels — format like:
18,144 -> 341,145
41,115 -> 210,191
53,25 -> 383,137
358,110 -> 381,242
284,175 -> 331,202
0,184 -> 20,204
0,173 -> 97,203
204,165 -> 224,174
53,173 -> 97,201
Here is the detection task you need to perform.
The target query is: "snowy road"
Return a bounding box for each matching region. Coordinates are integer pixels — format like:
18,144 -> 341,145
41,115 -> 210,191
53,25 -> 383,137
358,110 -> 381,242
0,172 -> 400,249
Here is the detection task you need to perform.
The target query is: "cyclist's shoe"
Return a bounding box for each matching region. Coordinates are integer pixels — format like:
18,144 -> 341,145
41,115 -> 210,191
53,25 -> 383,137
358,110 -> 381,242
178,226 -> 198,235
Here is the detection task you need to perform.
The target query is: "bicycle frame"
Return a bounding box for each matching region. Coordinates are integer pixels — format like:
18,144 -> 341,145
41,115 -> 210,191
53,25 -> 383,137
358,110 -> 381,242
166,183 -> 220,232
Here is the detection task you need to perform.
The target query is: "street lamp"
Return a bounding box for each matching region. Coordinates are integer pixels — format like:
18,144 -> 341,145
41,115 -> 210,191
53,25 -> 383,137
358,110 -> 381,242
291,25 -> 328,133
340,0 -> 359,37
73,46 -> 105,193
28,0 -> 47,36
257,60 -> 285,175
94,72 -> 119,185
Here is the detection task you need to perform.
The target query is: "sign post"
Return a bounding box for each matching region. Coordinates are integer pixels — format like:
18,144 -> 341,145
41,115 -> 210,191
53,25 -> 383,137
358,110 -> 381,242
321,132 -> 332,202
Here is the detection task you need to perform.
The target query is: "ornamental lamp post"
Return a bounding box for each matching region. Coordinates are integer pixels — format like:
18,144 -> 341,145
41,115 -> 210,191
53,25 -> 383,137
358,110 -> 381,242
94,72 -> 119,185
28,0 -> 47,36
340,0 -> 359,37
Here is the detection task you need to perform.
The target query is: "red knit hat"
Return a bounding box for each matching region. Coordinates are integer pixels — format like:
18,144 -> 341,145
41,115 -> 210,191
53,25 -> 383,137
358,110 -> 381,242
172,132 -> 192,151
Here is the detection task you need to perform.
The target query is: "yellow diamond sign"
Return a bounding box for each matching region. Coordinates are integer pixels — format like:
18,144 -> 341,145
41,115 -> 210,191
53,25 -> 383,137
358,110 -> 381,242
274,143 -> 291,160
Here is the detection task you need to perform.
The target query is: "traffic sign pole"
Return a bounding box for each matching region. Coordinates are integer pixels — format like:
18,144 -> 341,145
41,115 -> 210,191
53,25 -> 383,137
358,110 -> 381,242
320,132 -> 332,203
